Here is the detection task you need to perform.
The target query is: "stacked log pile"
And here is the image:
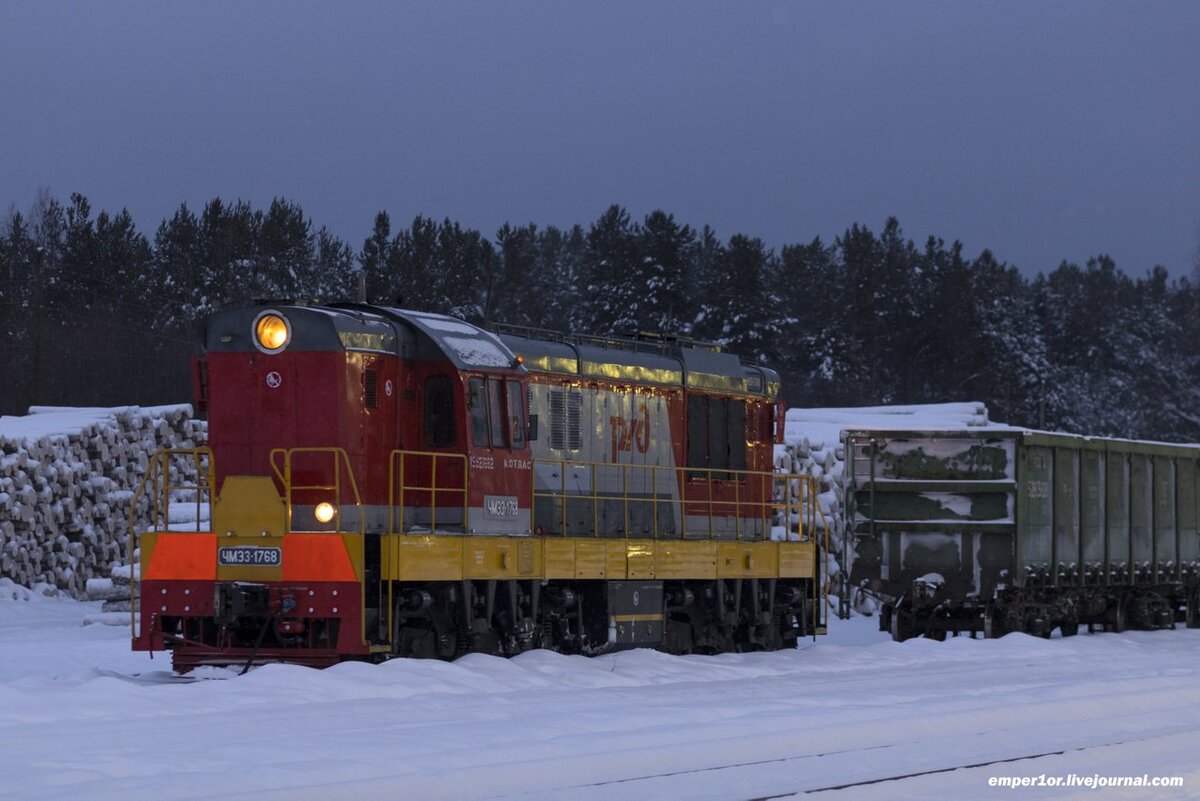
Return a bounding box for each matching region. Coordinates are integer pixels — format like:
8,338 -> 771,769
0,405 -> 205,598
774,434 -> 846,606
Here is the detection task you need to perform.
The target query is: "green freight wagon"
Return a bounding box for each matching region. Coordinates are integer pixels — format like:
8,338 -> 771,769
843,428 -> 1200,640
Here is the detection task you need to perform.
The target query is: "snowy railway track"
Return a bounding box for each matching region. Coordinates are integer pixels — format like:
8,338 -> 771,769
517,721 -> 1198,799
495,722 -> 1200,801
491,687 -> 1200,801
758,724 -> 1200,798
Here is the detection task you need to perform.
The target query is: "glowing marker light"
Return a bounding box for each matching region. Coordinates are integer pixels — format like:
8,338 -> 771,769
314,502 -> 336,524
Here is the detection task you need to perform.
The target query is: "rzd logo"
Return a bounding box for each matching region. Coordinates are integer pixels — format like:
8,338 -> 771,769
610,403 -> 651,461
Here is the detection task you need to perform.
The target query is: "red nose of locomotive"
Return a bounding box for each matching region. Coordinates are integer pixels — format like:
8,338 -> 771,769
134,303 -> 535,671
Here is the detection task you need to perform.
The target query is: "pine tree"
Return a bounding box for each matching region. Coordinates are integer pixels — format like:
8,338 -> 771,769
255,198 -> 314,300
1034,256 -> 1137,435
691,225 -> 726,342
434,219 -> 491,320
150,203 -> 204,327
968,251 -> 1050,428
386,217 -> 492,318
533,224 -> 585,332
314,227 -> 356,301
918,236 -> 977,400
359,211 -> 393,303
0,211 -> 36,413
775,237 -> 836,406
637,210 -> 696,334
575,205 -> 638,333
1166,274 -> 1200,439
197,198 -> 260,313
709,234 -> 781,363
390,215 -> 440,309
488,223 -> 540,325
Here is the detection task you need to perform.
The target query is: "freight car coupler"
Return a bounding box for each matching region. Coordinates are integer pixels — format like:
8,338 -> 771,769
213,582 -> 270,625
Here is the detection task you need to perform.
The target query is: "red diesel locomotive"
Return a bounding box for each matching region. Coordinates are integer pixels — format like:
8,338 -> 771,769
132,303 -> 826,671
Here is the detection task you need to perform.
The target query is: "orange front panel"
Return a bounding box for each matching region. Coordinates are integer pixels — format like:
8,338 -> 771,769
145,533 -> 218,581
282,534 -> 358,582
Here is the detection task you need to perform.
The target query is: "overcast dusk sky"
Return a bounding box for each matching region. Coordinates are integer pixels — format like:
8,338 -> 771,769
2,1 -> 1198,277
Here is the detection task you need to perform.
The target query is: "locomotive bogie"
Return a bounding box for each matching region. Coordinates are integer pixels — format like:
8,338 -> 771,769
382,575 -> 816,659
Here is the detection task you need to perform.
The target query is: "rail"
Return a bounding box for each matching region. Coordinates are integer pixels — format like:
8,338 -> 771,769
387,450 -> 469,534
126,447 -> 215,636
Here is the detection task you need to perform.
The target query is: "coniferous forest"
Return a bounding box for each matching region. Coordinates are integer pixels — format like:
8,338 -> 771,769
1,192 -> 1197,443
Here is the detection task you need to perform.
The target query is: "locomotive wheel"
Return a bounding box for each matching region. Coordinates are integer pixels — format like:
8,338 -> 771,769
1187,590 -> 1200,630
1059,620 -> 1079,638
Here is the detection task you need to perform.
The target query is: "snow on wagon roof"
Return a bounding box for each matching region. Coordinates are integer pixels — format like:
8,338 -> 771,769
784,402 -> 1002,451
785,402 -> 1200,453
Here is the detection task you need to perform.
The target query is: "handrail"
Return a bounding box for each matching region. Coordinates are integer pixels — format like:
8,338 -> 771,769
384,450 -> 469,651
126,447 -> 215,637
386,450 -> 469,535
780,470 -> 831,634
127,447 -> 215,544
269,447 -> 364,535
270,447 -> 367,647
530,458 -> 821,542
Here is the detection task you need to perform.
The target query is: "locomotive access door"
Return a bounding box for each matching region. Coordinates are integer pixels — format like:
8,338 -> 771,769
350,352 -> 398,647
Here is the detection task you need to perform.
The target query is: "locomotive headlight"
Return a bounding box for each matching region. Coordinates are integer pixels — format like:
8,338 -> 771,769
314,502 -> 336,524
253,311 -> 291,353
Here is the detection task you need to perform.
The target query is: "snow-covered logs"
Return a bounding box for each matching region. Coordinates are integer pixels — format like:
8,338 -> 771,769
0,406 -> 205,597
775,433 -> 846,608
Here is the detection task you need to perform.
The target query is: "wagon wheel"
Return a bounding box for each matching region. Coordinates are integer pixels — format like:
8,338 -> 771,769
889,599 -> 914,643
983,601 -> 1006,639
1110,594 -> 1130,633
1186,588 -> 1200,630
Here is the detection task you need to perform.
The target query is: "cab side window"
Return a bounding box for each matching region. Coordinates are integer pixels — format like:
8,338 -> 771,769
507,380 -> 526,449
487,379 -> 506,448
468,376 -> 527,450
469,378 -> 489,446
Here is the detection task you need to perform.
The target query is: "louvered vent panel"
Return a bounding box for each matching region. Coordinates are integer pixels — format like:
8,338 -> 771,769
548,389 -> 566,450
365,370 -> 379,408
566,391 -> 582,451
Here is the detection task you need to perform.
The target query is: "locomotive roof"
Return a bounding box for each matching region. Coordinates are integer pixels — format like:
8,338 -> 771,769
203,304 -> 778,394
370,307 -> 518,370
202,304 -> 519,371
497,330 -> 780,397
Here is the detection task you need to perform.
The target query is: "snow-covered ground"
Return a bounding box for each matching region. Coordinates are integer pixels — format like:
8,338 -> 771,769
2,580 -> 1197,800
